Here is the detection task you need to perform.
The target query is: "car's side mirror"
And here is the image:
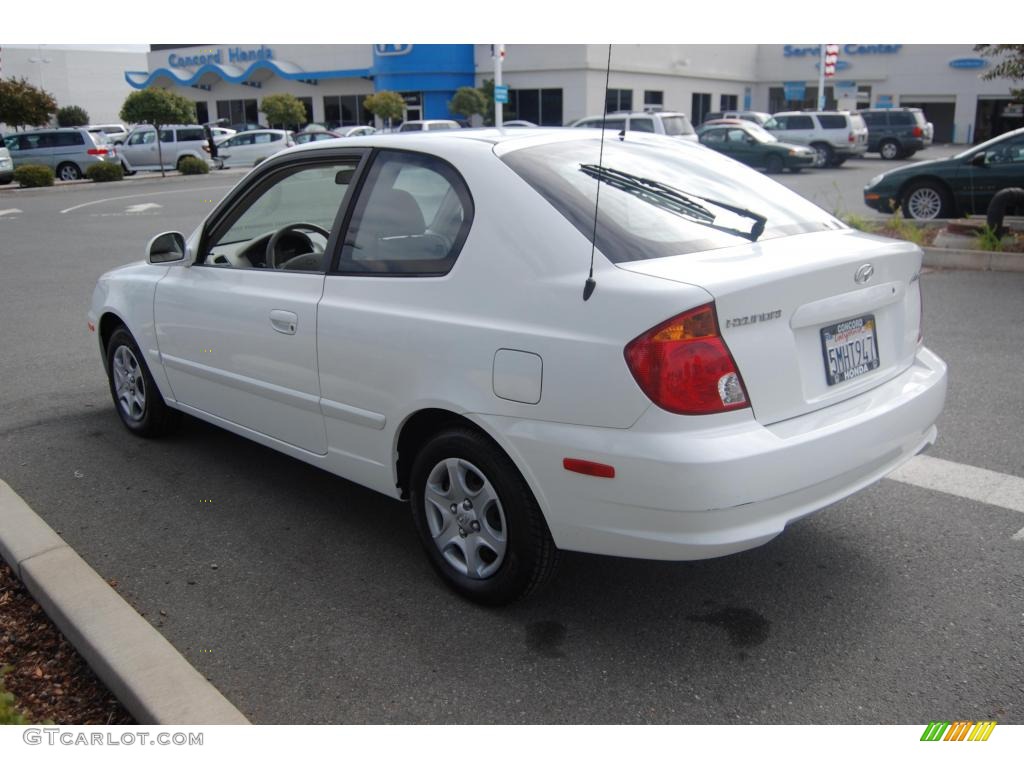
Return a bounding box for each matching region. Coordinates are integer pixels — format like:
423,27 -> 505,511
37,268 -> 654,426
746,137 -> 756,145
146,231 -> 188,265
971,152 -> 987,167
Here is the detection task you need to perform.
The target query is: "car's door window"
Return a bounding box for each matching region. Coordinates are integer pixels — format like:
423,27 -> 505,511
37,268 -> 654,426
701,128 -> 726,145
176,128 -> 205,142
986,136 -> 1024,165
203,160 -> 360,272
336,150 -> 473,276
726,129 -> 748,143
630,118 -> 655,133
128,130 -> 155,146
159,129 -> 175,143
53,132 -> 85,147
787,115 -> 814,130
254,133 -> 275,144
817,115 -> 847,130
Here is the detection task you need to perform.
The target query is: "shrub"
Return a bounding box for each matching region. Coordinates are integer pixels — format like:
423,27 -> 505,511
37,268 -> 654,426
56,104 -> 89,127
13,164 -> 54,188
177,156 -> 209,175
85,162 -> 124,182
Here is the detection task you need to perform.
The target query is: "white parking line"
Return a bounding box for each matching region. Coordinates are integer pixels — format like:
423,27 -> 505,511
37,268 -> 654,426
59,185 -> 230,214
888,454 -> 1024,539
0,208 -> 23,217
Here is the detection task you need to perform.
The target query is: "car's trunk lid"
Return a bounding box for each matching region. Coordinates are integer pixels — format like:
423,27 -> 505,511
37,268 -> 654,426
616,229 -> 923,425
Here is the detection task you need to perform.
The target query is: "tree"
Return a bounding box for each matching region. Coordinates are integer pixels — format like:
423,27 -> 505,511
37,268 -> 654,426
975,44 -> 1024,101
56,105 -> 90,127
261,93 -> 308,129
448,86 -> 487,123
481,79 -> 496,126
119,88 -> 196,177
363,91 -> 406,130
0,77 -> 57,130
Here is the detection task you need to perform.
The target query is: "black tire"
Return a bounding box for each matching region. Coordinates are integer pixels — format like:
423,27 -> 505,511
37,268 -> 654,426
902,150 -> 917,160
787,166 -> 803,173
105,326 -> 177,437
121,161 -> 136,176
810,143 -> 833,169
0,177 -> 11,185
880,139 -> 901,161
410,426 -> 559,605
764,154 -> 784,174
56,162 -> 82,181
901,180 -> 953,220
829,157 -> 847,168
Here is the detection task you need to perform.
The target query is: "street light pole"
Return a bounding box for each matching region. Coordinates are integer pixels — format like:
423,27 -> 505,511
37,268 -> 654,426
494,44 -> 504,128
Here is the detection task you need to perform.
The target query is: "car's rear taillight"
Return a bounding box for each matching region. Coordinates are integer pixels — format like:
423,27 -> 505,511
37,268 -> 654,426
912,126 -> 923,138
848,132 -> 855,143
87,148 -> 109,155
624,303 -> 749,415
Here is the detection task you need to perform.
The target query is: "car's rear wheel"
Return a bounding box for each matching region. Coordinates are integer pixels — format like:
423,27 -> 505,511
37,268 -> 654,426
764,154 -> 784,174
829,157 -> 847,168
880,140 -> 901,160
902,180 -> 952,220
410,427 -> 559,605
56,162 -> 82,181
810,143 -> 833,169
120,161 -> 136,176
105,326 -> 177,437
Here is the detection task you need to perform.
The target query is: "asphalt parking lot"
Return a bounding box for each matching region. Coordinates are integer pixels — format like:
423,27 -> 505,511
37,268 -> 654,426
0,161 -> 1022,724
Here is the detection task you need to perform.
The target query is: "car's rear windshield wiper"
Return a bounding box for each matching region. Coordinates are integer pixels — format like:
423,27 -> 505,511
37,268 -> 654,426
579,164 -> 767,242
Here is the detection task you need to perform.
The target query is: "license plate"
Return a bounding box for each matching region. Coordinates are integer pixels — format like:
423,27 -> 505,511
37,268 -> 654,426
820,315 -> 880,386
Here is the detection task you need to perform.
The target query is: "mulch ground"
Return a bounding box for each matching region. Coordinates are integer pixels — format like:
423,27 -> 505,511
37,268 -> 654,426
0,559 -> 133,724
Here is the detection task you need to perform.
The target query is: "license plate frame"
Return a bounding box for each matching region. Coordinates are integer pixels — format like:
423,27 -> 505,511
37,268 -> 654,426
820,314 -> 880,386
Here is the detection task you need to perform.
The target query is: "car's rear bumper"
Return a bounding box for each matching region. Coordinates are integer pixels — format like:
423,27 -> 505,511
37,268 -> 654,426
475,346 -> 946,561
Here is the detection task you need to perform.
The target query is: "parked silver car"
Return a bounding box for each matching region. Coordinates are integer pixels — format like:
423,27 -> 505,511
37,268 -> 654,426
765,111 -> 868,168
3,127 -> 119,180
0,141 -> 13,184
117,124 -> 211,173
570,111 -> 699,142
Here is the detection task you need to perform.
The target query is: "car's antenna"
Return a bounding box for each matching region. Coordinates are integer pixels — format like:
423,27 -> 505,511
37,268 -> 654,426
583,44 -> 612,302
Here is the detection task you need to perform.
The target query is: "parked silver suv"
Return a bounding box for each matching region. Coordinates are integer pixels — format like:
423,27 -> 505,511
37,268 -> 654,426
116,124 -> 211,173
766,111 -> 868,168
3,127 -> 119,180
570,111 -> 698,142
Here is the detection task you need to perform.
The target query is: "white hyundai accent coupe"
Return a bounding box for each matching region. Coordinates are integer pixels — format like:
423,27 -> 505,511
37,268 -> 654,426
88,129 -> 947,604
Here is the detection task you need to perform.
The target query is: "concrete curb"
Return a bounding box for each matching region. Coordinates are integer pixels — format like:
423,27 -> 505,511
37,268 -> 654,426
922,247 -> 1024,273
0,479 -> 250,725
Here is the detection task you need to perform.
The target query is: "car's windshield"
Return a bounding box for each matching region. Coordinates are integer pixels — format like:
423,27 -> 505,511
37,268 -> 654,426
660,116 -> 695,136
953,130 -> 1024,159
744,124 -> 777,143
502,136 -> 843,262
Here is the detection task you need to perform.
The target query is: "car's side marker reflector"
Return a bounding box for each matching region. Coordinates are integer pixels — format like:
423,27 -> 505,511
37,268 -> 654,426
563,458 -> 615,478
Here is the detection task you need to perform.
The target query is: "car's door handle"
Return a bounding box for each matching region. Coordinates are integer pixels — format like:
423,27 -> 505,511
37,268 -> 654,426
269,309 -> 298,335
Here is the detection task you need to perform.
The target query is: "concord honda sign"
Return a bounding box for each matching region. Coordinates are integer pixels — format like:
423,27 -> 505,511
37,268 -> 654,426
168,46 -> 275,69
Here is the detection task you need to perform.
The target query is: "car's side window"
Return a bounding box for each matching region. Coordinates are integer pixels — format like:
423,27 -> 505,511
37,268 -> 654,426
630,118 -> 655,133
701,129 -> 725,144
128,131 -> 155,146
254,133 -> 274,144
201,159 -> 361,272
336,150 -> 473,276
159,129 -> 174,143
726,129 -> 747,143
788,115 -> 814,130
986,137 -> 1024,165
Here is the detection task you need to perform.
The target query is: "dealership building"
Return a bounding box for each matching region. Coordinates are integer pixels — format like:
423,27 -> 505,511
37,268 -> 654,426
119,44 -> 1022,144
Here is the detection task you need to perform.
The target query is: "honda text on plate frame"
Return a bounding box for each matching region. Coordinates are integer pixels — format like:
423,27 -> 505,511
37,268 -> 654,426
88,129 -> 946,604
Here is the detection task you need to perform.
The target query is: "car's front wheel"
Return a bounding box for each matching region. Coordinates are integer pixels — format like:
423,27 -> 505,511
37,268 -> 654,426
810,143 -> 833,169
410,427 -> 559,605
105,326 -> 177,437
764,154 -> 784,174
902,180 -> 952,220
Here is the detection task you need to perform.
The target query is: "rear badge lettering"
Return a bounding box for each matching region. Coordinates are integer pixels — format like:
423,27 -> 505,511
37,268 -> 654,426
725,309 -> 782,329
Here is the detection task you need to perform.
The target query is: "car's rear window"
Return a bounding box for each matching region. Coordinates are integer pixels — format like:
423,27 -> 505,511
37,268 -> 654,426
890,112 -> 917,127
501,137 -> 844,262
176,128 -> 205,142
817,115 -> 848,129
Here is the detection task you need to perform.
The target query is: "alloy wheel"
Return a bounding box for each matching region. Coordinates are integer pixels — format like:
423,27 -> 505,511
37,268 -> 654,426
907,187 -> 942,220
111,345 -> 146,421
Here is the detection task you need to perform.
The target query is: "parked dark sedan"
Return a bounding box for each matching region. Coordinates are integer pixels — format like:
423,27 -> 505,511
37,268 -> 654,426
863,127 -> 1024,219
697,122 -> 815,173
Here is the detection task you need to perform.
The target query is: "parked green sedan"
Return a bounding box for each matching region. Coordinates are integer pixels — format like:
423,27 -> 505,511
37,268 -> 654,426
864,127 -> 1024,220
697,122 -> 816,173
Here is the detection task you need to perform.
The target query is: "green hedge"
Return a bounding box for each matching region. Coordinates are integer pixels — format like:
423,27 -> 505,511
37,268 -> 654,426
13,164 -> 54,188
85,163 -> 124,183
177,156 -> 209,175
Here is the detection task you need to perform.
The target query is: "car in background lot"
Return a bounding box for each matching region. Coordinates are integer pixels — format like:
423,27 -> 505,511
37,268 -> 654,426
0,141 -> 13,184
701,110 -> 773,127
502,120 -> 538,127
294,128 -> 343,145
335,125 -> 376,138
88,123 -> 129,144
864,127 -> 1024,219
117,125 -> 210,174
860,108 -> 932,160
215,129 -> 294,168
697,122 -> 815,172
3,127 -> 119,180
398,120 -> 461,132
88,128 -> 945,604
570,111 -> 698,142
766,111 -> 868,168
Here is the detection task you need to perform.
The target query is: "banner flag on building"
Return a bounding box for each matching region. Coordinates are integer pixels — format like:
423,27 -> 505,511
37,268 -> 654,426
824,44 -> 839,78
